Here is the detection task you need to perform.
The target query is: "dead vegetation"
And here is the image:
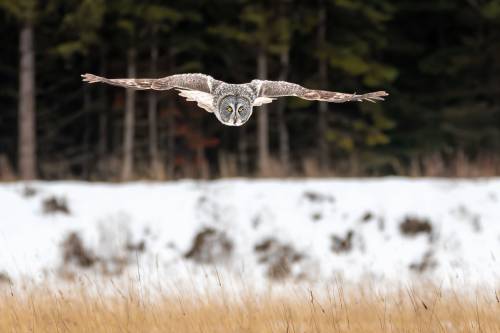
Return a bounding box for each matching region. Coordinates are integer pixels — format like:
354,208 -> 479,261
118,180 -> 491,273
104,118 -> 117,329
0,272 -> 11,285
21,185 -> 37,198
302,191 -> 335,203
42,196 -> 70,214
60,224 -> 145,278
409,250 -> 437,273
400,216 -> 433,236
0,282 -> 498,332
254,238 -> 304,280
331,230 -> 354,253
360,211 -> 374,222
184,227 -> 233,264
62,232 -> 96,268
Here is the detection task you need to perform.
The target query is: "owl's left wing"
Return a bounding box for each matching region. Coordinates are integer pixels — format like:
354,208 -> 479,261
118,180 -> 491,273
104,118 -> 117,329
252,80 -> 388,103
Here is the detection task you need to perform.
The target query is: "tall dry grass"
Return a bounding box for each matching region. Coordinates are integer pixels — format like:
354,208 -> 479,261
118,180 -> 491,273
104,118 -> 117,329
0,281 -> 499,332
3,149 -> 500,181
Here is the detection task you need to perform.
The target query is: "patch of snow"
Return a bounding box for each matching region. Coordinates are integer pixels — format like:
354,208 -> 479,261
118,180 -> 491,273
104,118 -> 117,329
0,178 -> 499,289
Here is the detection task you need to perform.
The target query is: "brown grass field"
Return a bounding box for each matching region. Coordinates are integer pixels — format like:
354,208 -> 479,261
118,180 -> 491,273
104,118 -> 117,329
0,281 -> 499,333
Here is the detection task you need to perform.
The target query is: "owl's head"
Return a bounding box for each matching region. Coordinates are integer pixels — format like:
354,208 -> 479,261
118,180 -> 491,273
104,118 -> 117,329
215,95 -> 253,126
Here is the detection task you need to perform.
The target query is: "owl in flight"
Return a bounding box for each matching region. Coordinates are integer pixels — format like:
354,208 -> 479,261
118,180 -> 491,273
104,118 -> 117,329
82,73 -> 388,126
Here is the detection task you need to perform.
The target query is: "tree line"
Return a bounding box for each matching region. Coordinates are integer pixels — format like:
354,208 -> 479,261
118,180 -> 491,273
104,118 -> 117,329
1,0 -> 499,181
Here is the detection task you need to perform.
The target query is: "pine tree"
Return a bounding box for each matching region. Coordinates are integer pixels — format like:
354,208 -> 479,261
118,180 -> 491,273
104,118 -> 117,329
108,0 -> 141,181
317,0 -> 329,172
274,0 -> 293,175
138,1 -> 183,178
49,0 -> 105,178
319,0 -> 397,174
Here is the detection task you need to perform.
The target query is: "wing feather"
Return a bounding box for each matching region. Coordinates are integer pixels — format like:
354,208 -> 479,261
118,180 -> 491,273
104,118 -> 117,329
176,89 -> 215,113
82,73 -> 217,93
252,79 -> 388,104
253,97 -> 276,107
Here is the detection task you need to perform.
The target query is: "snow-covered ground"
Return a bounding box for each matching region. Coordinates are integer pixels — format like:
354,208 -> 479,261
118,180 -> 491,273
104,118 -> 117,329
0,178 -> 499,289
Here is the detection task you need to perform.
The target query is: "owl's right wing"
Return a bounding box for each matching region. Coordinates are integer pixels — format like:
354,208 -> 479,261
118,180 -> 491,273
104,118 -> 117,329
82,73 -> 218,93
82,73 -> 224,113
176,89 -> 215,113
252,80 -> 388,103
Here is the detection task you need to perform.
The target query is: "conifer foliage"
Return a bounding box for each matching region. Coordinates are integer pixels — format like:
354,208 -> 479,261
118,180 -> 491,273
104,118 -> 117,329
0,0 -> 498,180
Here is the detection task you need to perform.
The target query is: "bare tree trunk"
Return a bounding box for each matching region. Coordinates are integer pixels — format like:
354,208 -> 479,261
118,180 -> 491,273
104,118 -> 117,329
0,155 -> 16,181
318,0 -> 329,173
121,48 -> 136,181
83,83 -> 91,179
148,29 -> 160,178
277,47 -> 290,175
195,119 -> 209,180
166,100 -> 175,179
98,48 -> 108,167
18,22 -> 36,180
257,47 -> 269,176
196,145 -> 209,179
98,107 -> 107,160
238,126 -> 248,176
166,48 -> 176,179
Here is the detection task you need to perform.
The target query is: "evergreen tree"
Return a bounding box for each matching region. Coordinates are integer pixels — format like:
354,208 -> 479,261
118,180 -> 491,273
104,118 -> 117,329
210,0 -> 288,175
106,0 -> 142,180
320,0 -> 397,174
0,0 -> 498,179
138,1 -> 183,178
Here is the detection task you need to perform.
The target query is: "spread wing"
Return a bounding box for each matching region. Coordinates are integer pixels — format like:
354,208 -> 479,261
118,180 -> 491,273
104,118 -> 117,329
176,89 -> 215,113
82,73 -> 223,113
251,79 -> 388,103
82,73 -> 218,93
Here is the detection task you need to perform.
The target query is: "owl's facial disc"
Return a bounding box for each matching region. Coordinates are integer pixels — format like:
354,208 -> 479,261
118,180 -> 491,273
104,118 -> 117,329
216,96 -> 253,126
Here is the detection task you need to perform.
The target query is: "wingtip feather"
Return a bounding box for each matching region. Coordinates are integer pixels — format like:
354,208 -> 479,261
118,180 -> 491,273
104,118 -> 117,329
81,73 -> 102,83
362,91 -> 389,102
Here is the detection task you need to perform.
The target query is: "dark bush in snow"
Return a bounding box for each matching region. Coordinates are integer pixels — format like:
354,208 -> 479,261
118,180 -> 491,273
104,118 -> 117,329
62,232 -> 95,268
400,217 -> 432,236
0,272 -> 11,285
409,251 -> 437,273
43,196 -> 70,215
185,227 -> 233,264
254,238 -> 304,280
22,186 -> 37,198
302,191 -> 335,203
361,211 -> 374,222
331,231 -> 354,253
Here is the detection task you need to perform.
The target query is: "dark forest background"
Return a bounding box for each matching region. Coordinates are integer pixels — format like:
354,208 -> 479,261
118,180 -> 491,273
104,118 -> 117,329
0,0 -> 499,181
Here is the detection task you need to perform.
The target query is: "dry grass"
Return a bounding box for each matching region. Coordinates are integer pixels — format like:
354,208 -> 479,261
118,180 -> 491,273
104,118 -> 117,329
0,282 -> 499,333
3,150 -> 500,181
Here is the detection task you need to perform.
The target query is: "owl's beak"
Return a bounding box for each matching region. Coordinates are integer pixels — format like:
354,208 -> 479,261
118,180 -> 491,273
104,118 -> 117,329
232,103 -> 239,125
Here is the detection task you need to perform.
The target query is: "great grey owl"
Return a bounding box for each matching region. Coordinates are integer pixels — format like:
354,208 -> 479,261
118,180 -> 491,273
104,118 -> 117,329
82,73 -> 388,126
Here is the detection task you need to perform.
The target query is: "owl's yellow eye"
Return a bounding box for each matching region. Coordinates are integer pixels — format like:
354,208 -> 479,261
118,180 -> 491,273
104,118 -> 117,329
238,106 -> 243,113
226,106 -> 233,113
